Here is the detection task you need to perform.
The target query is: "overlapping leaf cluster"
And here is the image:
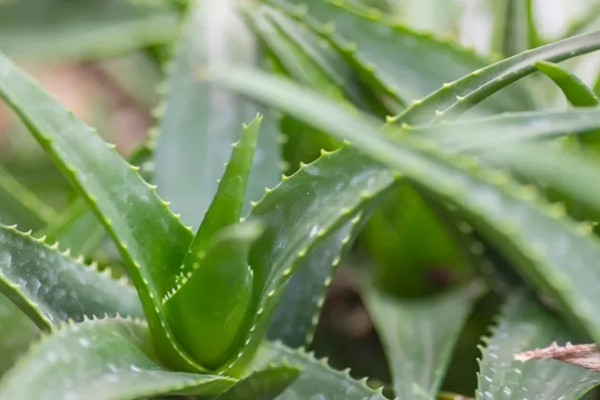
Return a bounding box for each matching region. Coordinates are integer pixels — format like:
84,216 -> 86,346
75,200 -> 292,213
2,0 -> 600,399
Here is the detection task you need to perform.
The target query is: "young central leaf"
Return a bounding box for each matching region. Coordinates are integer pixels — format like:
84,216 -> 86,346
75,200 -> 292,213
163,117 -> 262,369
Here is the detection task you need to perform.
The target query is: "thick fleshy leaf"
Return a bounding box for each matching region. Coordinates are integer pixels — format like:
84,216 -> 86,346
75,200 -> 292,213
163,222 -> 263,370
392,30 -> 600,125
476,292 -> 600,400
154,0 -> 279,229
0,294 -> 38,377
268,213 -> 363,347
262,5 -> 383,114
216,69 -> 600,346
0,318 -> 236,400
0,224 -> 143,329
491,0 -> 532,57
252,341 -> 387,400
363,282 -> 484,400
534,61 -> 599,106
0,165 -> 58,230
267,0 -> 531,113
228,148 -> 395,373
0,51 -> 199,370
215,365 -> 300,400
0,0 -> 178,60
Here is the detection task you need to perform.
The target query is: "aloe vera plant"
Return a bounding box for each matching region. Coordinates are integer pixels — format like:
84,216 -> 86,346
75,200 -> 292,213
5,0 -> 600,399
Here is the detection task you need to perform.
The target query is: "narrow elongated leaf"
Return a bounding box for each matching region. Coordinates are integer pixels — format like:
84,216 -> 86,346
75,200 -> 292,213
0,294 -> 38,377
155,0 -> 279,229
393,30 -> 600,125
215,365 -> 300,400
264,5 -> 384,114
491,0 -> 531,57
0,51 -> 199,371
244,5 -> 345,100
0,165 -> 58,230
480,143 -> 600,222
216,69 -> 600,346
0,224 -> 143,329
268,0 -> 531,112
534,61 -> 600,106
229,148 -> 395,373
476,292 -> 600,400
0,318 -> 236,400
252,342 -> 387,400
364,282 -> 484,400
0,0 -> 178,61
268,213 -> 363,347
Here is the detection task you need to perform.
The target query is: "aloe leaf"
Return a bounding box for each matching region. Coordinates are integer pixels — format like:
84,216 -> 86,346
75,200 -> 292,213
0,294 -> 38,377
0,318 -> 236,400
267,0 -> 531,113
0,0 -> 178,61
154,0 -> 279,229
0,51 -> 199,370
0,165 -> 58,230
476,292 -> 600,400
163,221 -> 263,370
479,143 -> 600,222
363,282 -> 484,400
229,148 -> 395,373
268,213 -> 363,347
244,5 -> 345,100
262,5 -> 384,114
392,30 -> 600,125
0,224 -> 143,329
215,365 -> 300,400
252,341 -> 386,400
216,69 -> 600,345
535,61 -> 600,106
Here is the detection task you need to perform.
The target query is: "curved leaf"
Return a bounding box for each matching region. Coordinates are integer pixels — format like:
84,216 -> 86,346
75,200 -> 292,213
534,61 -> 599,107
0,224 -> 143,329
363,282 -> 484,400
216,69 -> 600,346
392,30 -> 600,125
253,342 -> 387,400
0,50 -> 199,371
476,292 -> 600,400
268,0 -> 531,113
0,0 -> 178,61
0,318 -> 235,400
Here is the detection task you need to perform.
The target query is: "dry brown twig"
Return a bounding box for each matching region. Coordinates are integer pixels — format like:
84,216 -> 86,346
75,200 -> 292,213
514,342 -> 600,372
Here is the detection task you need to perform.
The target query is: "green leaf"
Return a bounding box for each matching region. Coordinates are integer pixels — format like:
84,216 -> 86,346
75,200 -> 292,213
215,365 -> 300,400
268,0 -> 531,113
392,30 -> 600,125
0,318 -> 236,400
230,148 -> 395,373
0,0 -> 178,61
252,341 -> 387,400
0,294 -> 38,377
244,5 -> 345,100
215,68 -> 600,347
534,61 -> 600,106
163,221 -> 263,370
154,0 -> 279,229
268,213 -> 363,347
363,282 -> 484,400
491,0 -> 533,57
0,165 -> 58,230
0,224 -> 143,329
0,50 -> 199,371
476,292 -> 600,400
